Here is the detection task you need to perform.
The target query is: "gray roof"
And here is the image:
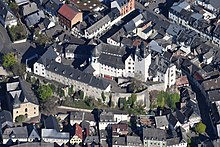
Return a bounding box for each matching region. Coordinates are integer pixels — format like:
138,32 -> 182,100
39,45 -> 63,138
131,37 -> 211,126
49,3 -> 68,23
127,136 -> 143,146
96,43 -> 126,69
112,137 -> 126,145
209,0 -> 220,9
100,111 -> 114,122
84,136 -> 99,144
7,78 -> 39,106
70,111 -> 95,122
10,142 -> 54,147
115,0 -> 130,7
166,24 -> 183,37
37,58 -> 110,90
0,110 -> 13,128
86,14 -> 111,34
42,129 -> 69,139
22,2 -> 38,16
0,0 -> 17,22
3,126 -> 28,139
155,115 -> 169,128
25,10 -> 45,26
44,115 -> 60,132
142,127 -> 166,141
148,40 -> 163,54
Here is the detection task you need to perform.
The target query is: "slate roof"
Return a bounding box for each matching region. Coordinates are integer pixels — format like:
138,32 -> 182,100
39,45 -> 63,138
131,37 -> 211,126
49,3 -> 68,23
7,78 -> 39,107
44,115 -> 60,132
84,136 -> 99,144
142,127 -> 166,141
0,0 -> 17,22
10,142 -> 54,147
22,2 -> 38,17
58,4 -> 80,21
112,137 -> 126,145
155,115 -> 169,128
100,111 -> 114,122
3,126 -> 28,139
42,129 -> 69,139
0,110 -> 13,127
25,10 -> 45,26
115,0 -> 131,7
70,111 -> 95,122
37,58 -> 110,90
44,0 -> 61,14
209,0 -> 220,9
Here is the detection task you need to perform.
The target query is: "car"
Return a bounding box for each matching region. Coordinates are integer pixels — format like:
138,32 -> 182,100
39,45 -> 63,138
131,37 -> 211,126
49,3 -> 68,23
154,8 -> 160,14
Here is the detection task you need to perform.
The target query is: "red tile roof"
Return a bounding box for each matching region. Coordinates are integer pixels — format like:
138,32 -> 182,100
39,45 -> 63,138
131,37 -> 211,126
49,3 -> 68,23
58,4 -> 80,21
74,123 -> 83,139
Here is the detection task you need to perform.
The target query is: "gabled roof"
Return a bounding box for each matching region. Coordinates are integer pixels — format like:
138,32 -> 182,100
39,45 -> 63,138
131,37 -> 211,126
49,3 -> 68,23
44,115 -> 60,132
3,126 -> 28,139
58,4 -> 80,21
0,110 -> 13,127
73,123 -> 82,139
22,2 -> 38,17
0,0 -> 17,22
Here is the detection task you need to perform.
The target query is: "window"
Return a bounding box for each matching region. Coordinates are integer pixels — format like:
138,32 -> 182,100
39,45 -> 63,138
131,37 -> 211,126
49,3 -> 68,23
34,107 -> 36,110
34,112 -> 36,114
128,67 -> 131,69
16,111 -> 18,113
25,108 -> 28,112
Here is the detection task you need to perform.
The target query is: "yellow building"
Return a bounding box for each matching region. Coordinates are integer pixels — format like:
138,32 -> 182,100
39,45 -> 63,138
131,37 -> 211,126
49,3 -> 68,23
6,78 -> 39,122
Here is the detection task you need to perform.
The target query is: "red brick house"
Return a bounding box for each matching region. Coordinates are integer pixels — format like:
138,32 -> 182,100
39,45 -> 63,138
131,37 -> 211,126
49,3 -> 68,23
58,4 -> 83,29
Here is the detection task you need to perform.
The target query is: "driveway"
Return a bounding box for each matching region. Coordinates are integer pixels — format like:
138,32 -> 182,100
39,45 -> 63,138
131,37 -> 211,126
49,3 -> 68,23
0,24 -> 12,53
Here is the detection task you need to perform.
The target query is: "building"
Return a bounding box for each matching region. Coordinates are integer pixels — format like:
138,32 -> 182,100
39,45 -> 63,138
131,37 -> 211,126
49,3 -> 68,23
0,110 -> 13,129
41,129 -> 69,146
155,115 -> 169,130
2,126 -> 28,145
58,4 -> 83,29
0,0 -> 17,28
5,78 -> 39,122
141,127 -> 167,147
88,42 -> 151,82
44,0 -> 62,16
111,0 -> 135,16
70,123 -> 83,145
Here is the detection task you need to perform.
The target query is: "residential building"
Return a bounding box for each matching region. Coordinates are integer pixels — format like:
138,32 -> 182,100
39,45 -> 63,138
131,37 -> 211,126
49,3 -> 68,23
70,123 -> 83,145
22,2 -> 38,17
111,0 -> 135,16
0,0 -> 17,28
112,136 -> 143,147
84,136 -> 99,147
141,127 -> 167,147
58,4 -> 83,29
155,115 -> 169,130
0,110 -> 13,129
5,78 -> 39,122
107,123 -> 128,137
33,46 -> 111,99
44,0 -> 62,16
25,10 -> 45,27
2,126 -> 29,145
69,111 -> 95,126
99,111 -> 117,130
41,129 -> 69,146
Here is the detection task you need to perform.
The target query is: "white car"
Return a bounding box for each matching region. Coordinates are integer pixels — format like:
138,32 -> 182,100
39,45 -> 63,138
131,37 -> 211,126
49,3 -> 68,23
154,8 -> 160,14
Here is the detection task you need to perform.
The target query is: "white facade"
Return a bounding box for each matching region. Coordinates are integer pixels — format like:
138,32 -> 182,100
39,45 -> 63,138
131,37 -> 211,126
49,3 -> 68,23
143,140 -> 166,147
114,113 -> 129,123
33,61 -> 111,99
41,129 -> 69,146
167,142 -> 187,147
99,121 -> 117,130
134,53 -> 151,82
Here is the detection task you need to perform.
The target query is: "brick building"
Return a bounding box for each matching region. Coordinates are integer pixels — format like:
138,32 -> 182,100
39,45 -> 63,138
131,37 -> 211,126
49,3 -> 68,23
58,4 -> 82,29
111,0 -> 135,16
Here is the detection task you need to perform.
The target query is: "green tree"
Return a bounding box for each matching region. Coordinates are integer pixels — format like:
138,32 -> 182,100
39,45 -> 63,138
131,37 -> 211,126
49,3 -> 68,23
195,122 -> 206,134
127,94 -> 137,108
49,84 -> 56,93
34,31 -> 51,46
37,84 -> 53,102
2,53 -> 17,69
167,93 -> 180,110
68,85 -> 74,96
12,63 -> 26,76
101,92 -> 106,102
79,90 -> 84,99
15,115 -> 25,123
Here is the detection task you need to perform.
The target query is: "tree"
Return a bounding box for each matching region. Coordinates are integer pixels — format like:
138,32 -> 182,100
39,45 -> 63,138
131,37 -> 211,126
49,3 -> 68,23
195,122 -> 206,134
101,92 -> 106,102
37,84 -> 53,102
49,84 -> 56,93
157,91 -> 166,108
15,115 -> 25,123
127,94 -> 137,108
108,93 -> 113,107
79,90 -> 84,99
2,53 -> 17,69
34,31 -> 51,46
12,63 -> 26,76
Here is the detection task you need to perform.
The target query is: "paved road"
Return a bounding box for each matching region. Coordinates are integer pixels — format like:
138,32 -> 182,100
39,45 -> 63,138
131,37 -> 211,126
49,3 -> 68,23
0,24 -> 11,53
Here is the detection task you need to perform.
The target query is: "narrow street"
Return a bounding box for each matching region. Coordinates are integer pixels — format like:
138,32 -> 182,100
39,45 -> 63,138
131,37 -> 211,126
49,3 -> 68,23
181,66 -> 218,140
